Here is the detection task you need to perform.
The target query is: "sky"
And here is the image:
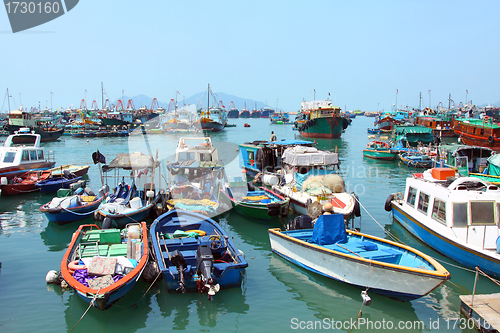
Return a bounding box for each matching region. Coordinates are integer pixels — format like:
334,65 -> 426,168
1,0 -> 500,112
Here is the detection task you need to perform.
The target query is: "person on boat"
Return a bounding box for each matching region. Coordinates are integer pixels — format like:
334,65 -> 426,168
270,131 -> 277,142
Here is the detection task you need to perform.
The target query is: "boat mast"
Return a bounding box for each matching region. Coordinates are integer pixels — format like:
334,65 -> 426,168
207,83 -> 210,111
7,88 -> 11,112
419,92 -> 422,111
101,82 -> 104,109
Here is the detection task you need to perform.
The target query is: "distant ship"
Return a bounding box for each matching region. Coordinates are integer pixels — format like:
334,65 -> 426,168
5,108 -> 64,143
297,99 -> 349,139
227,101 -> 239,118
239,102 -> 250,118
260,106 -> 273,118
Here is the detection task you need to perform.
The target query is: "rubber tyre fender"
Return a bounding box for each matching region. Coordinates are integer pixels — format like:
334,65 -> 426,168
488,136 -> 494,144
354,196 -> 361,217
384,194 -> 394,212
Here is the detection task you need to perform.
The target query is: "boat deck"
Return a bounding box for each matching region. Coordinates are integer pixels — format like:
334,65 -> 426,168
284,229 -> 436,269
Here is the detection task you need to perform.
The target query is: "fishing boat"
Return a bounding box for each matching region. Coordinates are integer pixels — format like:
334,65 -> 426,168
0,130 -> 55,180
243,123 -> 250,127
260,106 -> 273,118
415,114 -> 456,137
150,209 -> 248,300
97,152 -> 165,228
269,213 -> 450,300
239,105 -> 250,118
221,181 -> 289,220
392,125 -> 435,148
399,152 -> 433,168
238,139 -> 312,179
271,146 -> 359,220
470,153 -> 500,184
367,128 -> 382,134
60,222 -> 149,310
227,102 -> 239,118
453,117 -> 500,150
175,137 -> 219,163
0,170 -> 52,195
362,141 -> 397,160
40,187 -> 105,224
193,85 -> 227,132
5,109 -> 64,143
387,167 -> 500,278
297,99 -> 349,139
47,164 -> 90,178
36,172 -> 82,194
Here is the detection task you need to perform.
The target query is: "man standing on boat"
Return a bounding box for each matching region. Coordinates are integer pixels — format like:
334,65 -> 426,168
270,131 -> 277,142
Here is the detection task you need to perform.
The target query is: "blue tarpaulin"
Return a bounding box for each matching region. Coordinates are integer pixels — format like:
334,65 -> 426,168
311,214 -> 347,245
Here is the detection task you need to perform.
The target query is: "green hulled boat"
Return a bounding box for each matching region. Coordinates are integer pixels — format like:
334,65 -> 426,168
297,100 -> 349,139
221,185 -> 289,221
362,140 -> 397,160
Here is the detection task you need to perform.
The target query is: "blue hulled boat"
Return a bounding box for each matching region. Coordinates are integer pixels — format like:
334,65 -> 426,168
150,209 -> 248,300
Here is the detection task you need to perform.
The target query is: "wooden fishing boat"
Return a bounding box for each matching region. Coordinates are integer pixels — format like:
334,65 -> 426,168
36,174 -> 82,194
269,213 -> 450,301
0,170 -> 52,195
47,164 -> 90,178
150,209 -> 248,300
221,185 -> 289,221
60,222 -> 149,310
453,117 -> 500,150
388,167 -> 500,278
40,188 -> 105,224
362,140 -> 397,160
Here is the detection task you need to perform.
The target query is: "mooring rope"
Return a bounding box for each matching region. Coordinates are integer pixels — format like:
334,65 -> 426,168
69,289 -> 100,333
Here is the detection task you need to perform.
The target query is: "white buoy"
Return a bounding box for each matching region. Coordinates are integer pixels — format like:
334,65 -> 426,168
361,290 -> 371,306
45,270 -> 59,284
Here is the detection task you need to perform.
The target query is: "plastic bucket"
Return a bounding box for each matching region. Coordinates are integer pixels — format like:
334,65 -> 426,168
262,174 -> 279,186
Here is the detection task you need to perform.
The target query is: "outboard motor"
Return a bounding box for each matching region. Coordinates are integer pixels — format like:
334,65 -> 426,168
170,250 -> 187,293
286,215 -> 313,231
196,245 -> 219,300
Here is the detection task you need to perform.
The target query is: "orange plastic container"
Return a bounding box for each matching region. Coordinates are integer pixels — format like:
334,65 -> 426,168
431,168 -> 455,180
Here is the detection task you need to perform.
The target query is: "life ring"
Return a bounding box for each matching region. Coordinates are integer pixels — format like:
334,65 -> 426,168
488,136 -> 494,144
68,260 -> 86,273
186,229 -> 206,236
384,194 -> 394,212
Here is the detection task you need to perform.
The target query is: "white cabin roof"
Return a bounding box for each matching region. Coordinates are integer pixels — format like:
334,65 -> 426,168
282,146 -> 339,166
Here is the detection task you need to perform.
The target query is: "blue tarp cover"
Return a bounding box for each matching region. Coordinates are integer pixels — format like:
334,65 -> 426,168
312,214 -> 347,245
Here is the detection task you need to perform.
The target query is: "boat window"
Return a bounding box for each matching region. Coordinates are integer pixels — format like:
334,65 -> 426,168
177,152 -> 194,161
452,202 -> 468,227
470,201 -> 496,225
30,150 -> 37,160
406,186 -> 417,207
199,153 -> 212,162
3,152 -> 16,163
22,150 -> 29,161
431,198 -> 446,224
417,192 -> 430,214
37,150 -> 44,160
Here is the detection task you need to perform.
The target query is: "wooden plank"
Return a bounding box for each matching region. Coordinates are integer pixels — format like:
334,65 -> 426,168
460,293 -> 500,332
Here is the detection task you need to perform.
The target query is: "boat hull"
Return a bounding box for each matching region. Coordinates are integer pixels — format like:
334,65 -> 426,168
5,125 -> 64,142
0,161 -> 56,180
362,150 -> 396,160
199,121 -> 225,132
269,229 -> 448,300
221,188 -> 289,221
299,116 -> 347,139
60,223 -> 149,310
391,201 -> 500,278
36,176 -> 82,194
40,196 -> 104,225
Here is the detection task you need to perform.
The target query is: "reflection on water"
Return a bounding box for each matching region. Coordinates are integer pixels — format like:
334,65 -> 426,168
268,255 -> 419,326
0,192 -> 48,235
64,280 -> 153,333
155,282 -> 249,330
40,219 -> 90,252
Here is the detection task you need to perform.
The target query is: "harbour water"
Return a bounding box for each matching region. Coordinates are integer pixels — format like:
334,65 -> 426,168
0,116 -> 495,332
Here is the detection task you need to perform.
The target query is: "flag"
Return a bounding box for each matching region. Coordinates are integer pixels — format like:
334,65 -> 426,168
92,150 -> 106,164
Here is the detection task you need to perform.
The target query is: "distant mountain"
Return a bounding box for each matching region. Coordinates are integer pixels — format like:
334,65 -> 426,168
111,92 -> 268,111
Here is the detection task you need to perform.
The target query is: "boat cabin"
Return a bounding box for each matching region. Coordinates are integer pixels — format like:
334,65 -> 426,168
0,131 -> 52,169
403,168 -> 500,250
175,137 -> 219,163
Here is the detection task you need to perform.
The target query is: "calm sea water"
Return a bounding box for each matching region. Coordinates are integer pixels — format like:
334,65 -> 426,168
0,116 -> 494,332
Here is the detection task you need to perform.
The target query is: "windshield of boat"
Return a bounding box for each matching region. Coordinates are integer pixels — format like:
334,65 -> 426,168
3,152 -> 16,163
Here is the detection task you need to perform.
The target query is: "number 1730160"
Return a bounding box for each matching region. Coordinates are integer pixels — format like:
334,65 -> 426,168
5,2 -> 60,14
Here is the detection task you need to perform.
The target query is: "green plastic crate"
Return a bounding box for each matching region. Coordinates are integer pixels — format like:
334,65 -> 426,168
99,229 -> 122,244
57,188 -> 72,198
108,244 -> 128,257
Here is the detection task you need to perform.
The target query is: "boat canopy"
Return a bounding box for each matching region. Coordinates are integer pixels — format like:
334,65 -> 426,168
282,146 -> 339,166
487,154 -> 500,176
102,152 -> 158,171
